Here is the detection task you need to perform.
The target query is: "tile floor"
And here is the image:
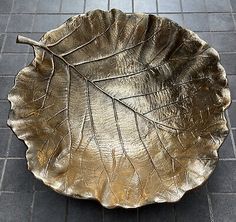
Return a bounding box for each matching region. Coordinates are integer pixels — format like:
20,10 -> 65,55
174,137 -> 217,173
0,0 -> 236,221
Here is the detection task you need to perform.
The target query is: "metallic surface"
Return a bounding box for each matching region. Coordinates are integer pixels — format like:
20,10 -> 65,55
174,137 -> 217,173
8,9 -> 231,208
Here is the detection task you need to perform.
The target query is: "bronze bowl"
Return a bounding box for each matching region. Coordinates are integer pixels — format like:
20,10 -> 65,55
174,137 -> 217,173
8,9 -> 231,208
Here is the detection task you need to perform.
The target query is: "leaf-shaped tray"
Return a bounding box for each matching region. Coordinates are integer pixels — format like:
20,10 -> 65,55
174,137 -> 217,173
8,9 -> 231,208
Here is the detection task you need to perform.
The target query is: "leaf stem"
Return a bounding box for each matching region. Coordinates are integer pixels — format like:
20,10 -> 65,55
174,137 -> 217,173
16,35 -> 43,48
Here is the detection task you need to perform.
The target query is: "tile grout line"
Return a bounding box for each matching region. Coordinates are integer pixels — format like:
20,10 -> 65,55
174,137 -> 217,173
210,192 -> 236,195
0,0 -> 15,195
0,191 -> 18,194
28,0 -> 41,57
132,0 -> 134,13
155,0 -> 158,15
108,0 -> 110,11
179,0 -> 184,27
228,0 -> 236,30
83,0 -> 86,13
0,127 -> 11,130
206,190 -> 215,222
173,205 -> 177,222
0,100 -> 10,103
0,52 -> 30,54
219,158 -> 236,161
206,181 -> 215,222
59,0 -> 63,13
203,0 -> 211,33
0,132 -> 12,191
1,190 -> 46,193
0,34 -> 7,54
0,0 -> 15,54
226,110 -> 236,157
0,157 -> 25,160
29,180 -> 36,222
0,75 -> 17,78
0,75 -> 15,78
25,0 -> 41,66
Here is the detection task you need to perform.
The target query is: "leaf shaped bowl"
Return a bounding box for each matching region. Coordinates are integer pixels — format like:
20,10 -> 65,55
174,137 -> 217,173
8,9 -> 231,208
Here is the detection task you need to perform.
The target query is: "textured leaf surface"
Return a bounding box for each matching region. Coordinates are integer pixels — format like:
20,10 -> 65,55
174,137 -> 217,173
8,9 -> 231,208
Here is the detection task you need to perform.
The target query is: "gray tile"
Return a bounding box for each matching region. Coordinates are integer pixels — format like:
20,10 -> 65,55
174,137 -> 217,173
29,33 -> 44,41
0,34 -> 5,51
34,179 -> 51,191
0,76 -> 14,99
60,14 -> 77,24
0,101 -> 10,127
219,133 -> 235,158
67,199 -> 103,222
209,13 -> 235,31
0,53 -> 27,75
195,32 -> 212,45
7,14 -> 34,32
3,33 -> 30,53
158,0 -> 181,13
161,14 -> 183,26
85,0 -> 108,11
33,15 -> 62,32
8,134 -> 27,158
104,208 -> 137,222
175,186 -> 211,222
208,160 -> 236,192
211,33 -> 236,52
26,53 -> 35,65
183,13 -> 209,31
231,0 -> 236,12
181,0 -> 206,12
228,75 -> 236,99
110,0 -> 133,12
0,15 -> 9,32
0,192 -> 32,222
228,102 -> 236,127
1,159 -> 34,191
206,0 -> 231,12
0,129 -> 11,157
220,53 -> 236,74
32,191 -> 67,222
211,194 -> 236,222
0,0 -> 13,13
139,203 -> 175,222
61,0 -> 84,13
134,0 -> 157,13
12,0 -> 38,13
37,0 -> 61,13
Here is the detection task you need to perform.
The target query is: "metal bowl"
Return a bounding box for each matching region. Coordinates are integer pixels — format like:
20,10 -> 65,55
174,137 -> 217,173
8,9 -> 231,208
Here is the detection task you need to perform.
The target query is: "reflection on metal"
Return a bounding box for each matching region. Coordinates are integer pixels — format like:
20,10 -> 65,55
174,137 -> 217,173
8,9 -> 231,208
